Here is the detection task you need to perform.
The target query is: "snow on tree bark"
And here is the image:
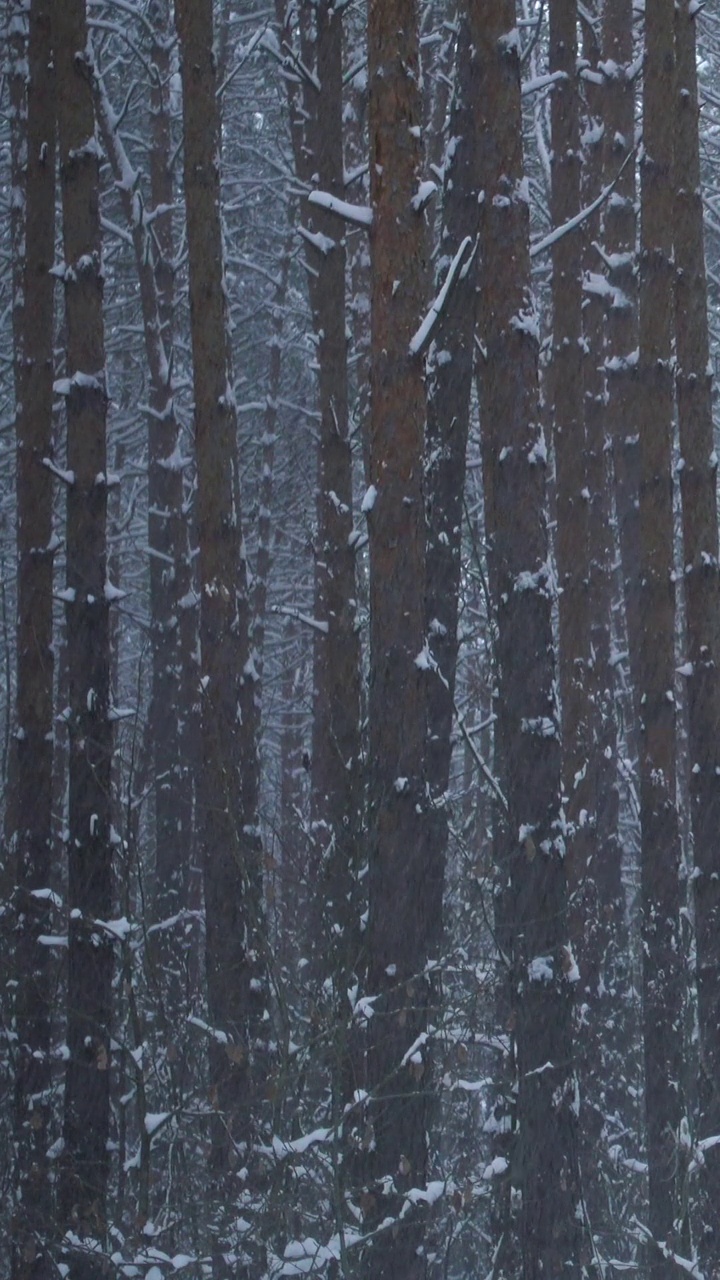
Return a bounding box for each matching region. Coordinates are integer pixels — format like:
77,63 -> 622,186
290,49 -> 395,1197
637,2 -> 686,1271
603,0 -> 641,736
10,2 -> 55,1277
175,0 -> 266,1220
470,4 -> 585,1276
364,0 -> 438,1274
425,12 -> 477,909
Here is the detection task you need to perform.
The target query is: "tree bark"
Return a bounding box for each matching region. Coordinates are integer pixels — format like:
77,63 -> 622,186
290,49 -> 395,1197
637,3 -> 685,1271
55,0 -> 114,1264
578,6 -> 630,1242
364,0 -> 436,1274
469,4 -> 584,1276
175,0 -> 266,1214
425,12 -> 477,895
146,0 -> 193,933
274,0 -> 363,1020
10,1 -> 56,1277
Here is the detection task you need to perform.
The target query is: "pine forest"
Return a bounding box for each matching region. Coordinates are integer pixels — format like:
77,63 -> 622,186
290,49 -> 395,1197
3,2 -> 720,1279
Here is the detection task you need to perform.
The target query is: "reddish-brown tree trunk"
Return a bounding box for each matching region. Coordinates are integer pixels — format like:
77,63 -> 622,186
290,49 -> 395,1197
364,1 -> 436,1275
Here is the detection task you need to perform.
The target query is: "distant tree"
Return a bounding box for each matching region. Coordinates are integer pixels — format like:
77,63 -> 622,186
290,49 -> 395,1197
93,0 -> 193,975
603,0 -> 641,728
425,12 -> 477,897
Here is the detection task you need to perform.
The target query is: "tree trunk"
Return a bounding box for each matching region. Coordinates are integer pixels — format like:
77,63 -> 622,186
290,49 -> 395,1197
305,0 -> 363,1015
549,0 -> 594,917
10,1 -> 56,1277
174,0 -> 266,1222
674,1 -> 720,1266
55,0 -> 114,1265
469,4 -> 584,1276
274,0 -> 363,1023
637,3 -> 685,1271
364,0 -> 436,1274
146,0 -> 193,935
425,12 -> 477,894
578,7 -> 630,1243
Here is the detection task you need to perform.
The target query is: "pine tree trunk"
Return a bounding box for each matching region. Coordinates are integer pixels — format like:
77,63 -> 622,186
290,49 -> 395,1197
578,7 -> 629,1241
55,0 -> 114,1265
175,0 -> 266,1217
146,0 -> 193,935
10,2 -> 55,1276
637,3 -> 685,1271
469,4 -> 584,1275
674,1 -> 720,1266
274,0 -> 363,1022
364,1 -> 436,1274
550,0 -> 591,826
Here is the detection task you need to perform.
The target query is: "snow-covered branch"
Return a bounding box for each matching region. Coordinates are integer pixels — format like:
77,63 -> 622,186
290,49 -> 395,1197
409,235 -> 474,356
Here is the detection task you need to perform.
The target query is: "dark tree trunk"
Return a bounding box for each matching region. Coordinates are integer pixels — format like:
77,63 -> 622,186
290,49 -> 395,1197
637,3 -> 685,1271
549,0 -> 595,962
175,0 -> 266,1218
425,13 -> 477,888
10,2 -> 56,1277
364,1 -> 437,1275
578,7 -> 629,1240
469,3 -> 584,1276
146,0 -> 193,933
274,0 -> 363,1020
